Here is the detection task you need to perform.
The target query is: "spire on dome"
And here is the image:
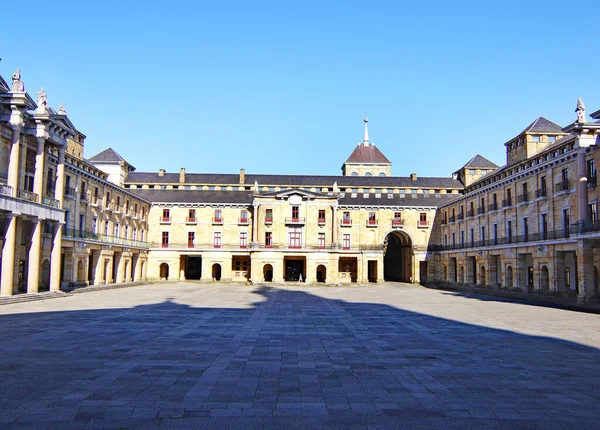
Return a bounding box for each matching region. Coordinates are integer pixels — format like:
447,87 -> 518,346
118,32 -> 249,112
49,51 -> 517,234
363,117 -> 369,144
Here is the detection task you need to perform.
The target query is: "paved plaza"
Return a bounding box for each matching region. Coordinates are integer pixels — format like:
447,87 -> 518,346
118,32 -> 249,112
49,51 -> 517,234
0,282 -> 599,429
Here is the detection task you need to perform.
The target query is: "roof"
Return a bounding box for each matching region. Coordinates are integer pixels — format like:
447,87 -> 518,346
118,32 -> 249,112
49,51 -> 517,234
125,172 -> 463,189
129,189 -> 254,204
519,117 -> 564,135
462,154 -> 499,169
88,148 -> 132,166
344,144 -> 391,165
127,188 -> 458,208
591,109 -> 600,120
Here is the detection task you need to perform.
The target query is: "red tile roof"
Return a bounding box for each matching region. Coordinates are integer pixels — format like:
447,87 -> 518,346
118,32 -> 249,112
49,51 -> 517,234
344,144 -> 391,164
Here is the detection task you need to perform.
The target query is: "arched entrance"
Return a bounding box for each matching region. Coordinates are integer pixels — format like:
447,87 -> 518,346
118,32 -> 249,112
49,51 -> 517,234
159,263 -> 169,280
316,265 -> 326,283
541,265 -> 549,290
76,260 -> 85,283
506,266 -> 513,288
480,265 -> 486,286
383,231 -> 412,282
212,263 -> 221,281
263,264 -> 273,282
41,259 -> 50,291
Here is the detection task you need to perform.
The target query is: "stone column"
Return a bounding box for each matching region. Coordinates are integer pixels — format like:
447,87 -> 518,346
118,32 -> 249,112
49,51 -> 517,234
577,150 -> 590,230
7,126 -> 21,191
577,240 -> 595,301
33,137 -> 46,203
49,148 -> 66,292
252,204 -> 260,246
27,219 -> 43,293
331,205 -> 338,247
1,215 -> 17,296
115,252 -> 124,283
179,255 -> 186,280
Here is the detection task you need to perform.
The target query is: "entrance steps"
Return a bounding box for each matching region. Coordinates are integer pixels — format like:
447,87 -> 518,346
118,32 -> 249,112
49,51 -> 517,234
0,291 -> 69,306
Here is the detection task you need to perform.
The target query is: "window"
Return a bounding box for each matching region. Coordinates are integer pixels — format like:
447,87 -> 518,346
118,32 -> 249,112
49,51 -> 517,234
470,229 -> 474,247
125,200 -> 129,214
469,169 -> 476,175
460,230 -> 464,246
507,188 -> 512,205
188,209 -> 196,222
116,196 -> 121,210
368,211 -> 376,225
291,206 -> 300,221
444,234 -> 447,247
265,232 -> 272,247
318,209 -> 325,223
114,223 -> 119,237
94,187 -> 99,203
588,159 -> 596,184
342,234 -> 350,250
239,232 -> 247,248
451,233 -> 455,247
46,168 -> 54,194
141,230 -> 145,241
562,168 -> 568,185
104,221 -> 109,236
419,213 -> 427,226
507,220 -> 512,244
92,217 -> 98,234
351,172 -> 358,176
318,233 -> 325,249
214,209 -> 222,222
161,231 -> 169,248
133,227 -> 137,240
540,176 -> 547,192
289,229 -> 301,248
233,259 -> 249,272
590,203 -> 598,225
213,232 -> 222,248
548,136 -> 556,142
162,208 -> 170,222
523,217 -> 529,239
481,226 -> 485,243
106,191 -> 110,207
80,182 -> 87,200
563,209 -> 570,235
265,208 -> 273,222
124,225 -> 129,239
541,214 -> 548,239
342,211 -> 351,224
532,135 -> 541,142
240,209 -> 248,223
188,232 -> 195,248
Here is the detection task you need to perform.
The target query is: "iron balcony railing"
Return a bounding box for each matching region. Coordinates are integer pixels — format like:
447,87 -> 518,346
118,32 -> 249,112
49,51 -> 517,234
42,196 -> 60,208
477,207 -> 485,215
63,228 -> 149,248
589,175 -> 597,187
555,180 -> 570,193
487,203 -> 499,212
466,210 -> 474,218
18,189 -> 38,203
64,186 -> 76,198
285,217 -> 306,224
392,219 -> 403,227
502,199 -> 512,208
517,192 -> 530,203
535,188 -> 548,198
366,219 -> 378,227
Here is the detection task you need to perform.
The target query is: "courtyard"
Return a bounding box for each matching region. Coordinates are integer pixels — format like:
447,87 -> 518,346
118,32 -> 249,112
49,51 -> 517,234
0,282 -> 599,429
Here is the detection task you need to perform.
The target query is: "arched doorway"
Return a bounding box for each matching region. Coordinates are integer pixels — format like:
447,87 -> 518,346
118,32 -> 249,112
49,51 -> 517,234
506,266 -> 513,288
76,260 -> 85,283
384,231 -> 412,282
140,261 -> 146,280
41,259 -> 50,291
459,266 -> 464,283
124,261 -> 129,282
159,263 -> 169,280
480,265 -> 486,286
541,265 -> 549,290
263,264 -> 273,282
316,265 -> 326,283
212,263 -> 221,281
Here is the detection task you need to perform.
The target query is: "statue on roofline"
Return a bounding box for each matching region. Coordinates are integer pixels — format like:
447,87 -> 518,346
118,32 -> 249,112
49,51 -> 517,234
576,97 -> 586,123
11,69 -> 24,92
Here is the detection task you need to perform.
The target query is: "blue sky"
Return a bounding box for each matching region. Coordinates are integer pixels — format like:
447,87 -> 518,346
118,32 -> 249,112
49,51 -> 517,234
1,1 -> 598,177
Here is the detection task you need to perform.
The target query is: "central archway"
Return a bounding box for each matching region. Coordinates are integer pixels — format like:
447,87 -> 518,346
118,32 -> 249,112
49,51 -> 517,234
383,231 -> 412,282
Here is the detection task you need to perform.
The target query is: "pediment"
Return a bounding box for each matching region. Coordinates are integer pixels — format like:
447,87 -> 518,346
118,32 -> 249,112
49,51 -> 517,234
255,188 -> 328,200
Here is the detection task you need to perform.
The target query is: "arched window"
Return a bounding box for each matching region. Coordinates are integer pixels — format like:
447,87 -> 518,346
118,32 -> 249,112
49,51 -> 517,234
379,172 -> 386,177
365,172 -> 372,177
351,172 -> 358,176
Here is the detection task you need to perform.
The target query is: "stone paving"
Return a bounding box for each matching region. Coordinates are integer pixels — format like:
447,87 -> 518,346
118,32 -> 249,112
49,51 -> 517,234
0,282 -> 599,429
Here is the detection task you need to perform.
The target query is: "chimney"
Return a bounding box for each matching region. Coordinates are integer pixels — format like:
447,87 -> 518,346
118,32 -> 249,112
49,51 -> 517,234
158,169 -> 165,177
239,168 -> 245,184
180,167 -> 185,183
410,173 -> 417,181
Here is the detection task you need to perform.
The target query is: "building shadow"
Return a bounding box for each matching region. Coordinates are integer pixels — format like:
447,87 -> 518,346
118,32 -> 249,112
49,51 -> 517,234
0,285 -> 598,426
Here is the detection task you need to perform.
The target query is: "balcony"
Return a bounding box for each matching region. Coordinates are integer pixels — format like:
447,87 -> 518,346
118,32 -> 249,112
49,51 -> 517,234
392,218 -> 403,227
160,216 -> 171,224
535,188 -> 548,199
186,217 -> 197,224
238,217 -> 250,225
457,213 -> 464,220
555,180 -> 570,193
212,217 -> 223,225
487,203 -> 499,212
64,186 -> 76,199
448,216 -> 455,223
90,197 -> 101,207
105,203 -> 114,212
317,217 -> 326,226
42,196 -> 60,208
517,193 -> 530,204
466,210 -> 474,218
589,175 -> 597,188
340,219 -> 352,227
502,199 -> 512,208
417,220 -> 430,228
285,217 -> 306,225
477,207 -> 485,215
264,217 -> 273,225
62,228 -> 149,248
0,184 -> 13,197
366,219 -> 378,227
18,189 -> 38,203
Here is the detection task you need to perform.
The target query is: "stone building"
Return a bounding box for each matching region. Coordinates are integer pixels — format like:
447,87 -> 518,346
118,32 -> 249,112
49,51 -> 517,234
1,67 -> 599,301
0,71 -> 150,295
431,102 -> 600,301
